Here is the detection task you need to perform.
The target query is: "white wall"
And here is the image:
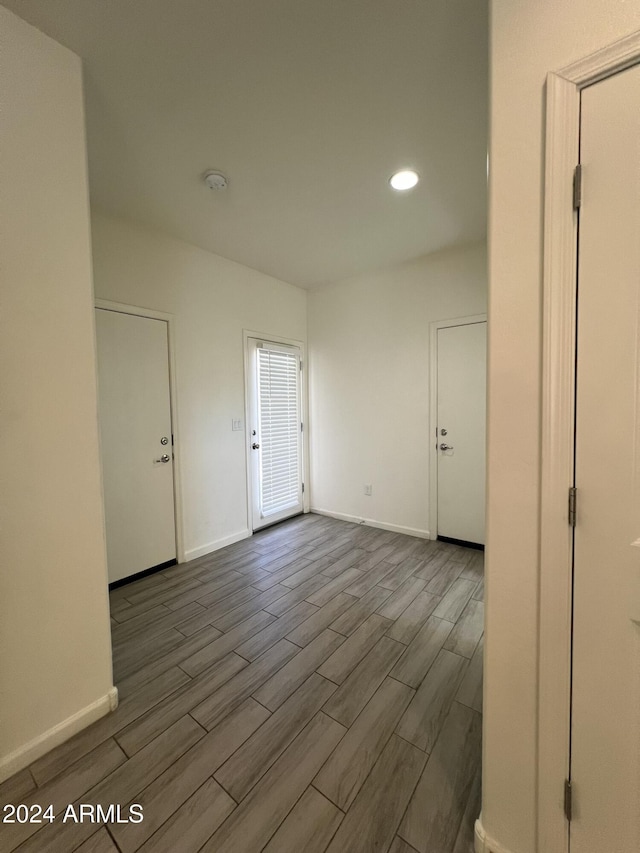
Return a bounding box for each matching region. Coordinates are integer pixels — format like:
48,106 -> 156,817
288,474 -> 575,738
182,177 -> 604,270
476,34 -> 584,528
0,8 -> 114,780
91,212 -> 308,560
486,3 -> 640,852
308,243 -> 486,536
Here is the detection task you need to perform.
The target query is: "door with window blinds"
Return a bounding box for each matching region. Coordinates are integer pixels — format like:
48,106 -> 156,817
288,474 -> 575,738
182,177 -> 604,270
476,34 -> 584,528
248,338 -> 303,530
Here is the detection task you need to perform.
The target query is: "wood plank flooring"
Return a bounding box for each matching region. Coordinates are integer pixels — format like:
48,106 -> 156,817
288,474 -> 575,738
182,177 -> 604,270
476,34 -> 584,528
0,513 -> 483,853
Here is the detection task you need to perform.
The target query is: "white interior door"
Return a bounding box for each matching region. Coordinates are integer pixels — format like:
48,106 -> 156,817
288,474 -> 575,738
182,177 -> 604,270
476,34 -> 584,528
570,63 -> 640,853
96,309 -> 176,584
247,338 -> 303,531
435,320 -> 486,545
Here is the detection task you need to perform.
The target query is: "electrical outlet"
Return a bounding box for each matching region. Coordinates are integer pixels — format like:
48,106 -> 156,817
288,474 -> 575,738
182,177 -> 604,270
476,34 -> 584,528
364,484 -> 372,496
232,419 -> 243,431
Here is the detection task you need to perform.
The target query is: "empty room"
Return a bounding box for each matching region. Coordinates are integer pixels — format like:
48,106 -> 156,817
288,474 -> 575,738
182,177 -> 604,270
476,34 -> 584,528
2,2 -> 640,853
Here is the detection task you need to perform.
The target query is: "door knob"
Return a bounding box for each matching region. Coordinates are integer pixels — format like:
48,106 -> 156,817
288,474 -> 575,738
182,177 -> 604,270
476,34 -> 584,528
252,443 -> 260,450
154,453 -> 171,463
440,443 -> 453,451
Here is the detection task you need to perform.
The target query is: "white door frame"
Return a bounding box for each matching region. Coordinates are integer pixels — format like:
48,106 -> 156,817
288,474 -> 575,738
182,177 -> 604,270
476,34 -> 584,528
539,30 -> 640,853
242,329 -> 309,533
428,313 -> 487,543
95,299 -> 185,564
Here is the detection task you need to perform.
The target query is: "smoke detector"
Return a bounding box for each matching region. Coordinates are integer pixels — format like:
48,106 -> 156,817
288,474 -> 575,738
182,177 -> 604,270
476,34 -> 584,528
204,171 -> 228,190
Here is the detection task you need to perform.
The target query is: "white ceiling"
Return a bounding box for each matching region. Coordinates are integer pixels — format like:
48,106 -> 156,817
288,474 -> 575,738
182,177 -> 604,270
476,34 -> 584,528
3,0 -> 488,288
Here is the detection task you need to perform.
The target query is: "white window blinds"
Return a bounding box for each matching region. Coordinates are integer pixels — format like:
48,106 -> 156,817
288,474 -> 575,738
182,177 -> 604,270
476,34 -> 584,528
257,346 -> 301,517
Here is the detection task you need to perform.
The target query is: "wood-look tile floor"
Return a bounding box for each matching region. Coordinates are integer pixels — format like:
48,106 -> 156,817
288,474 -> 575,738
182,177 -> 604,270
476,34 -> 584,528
0,514 -> 483,853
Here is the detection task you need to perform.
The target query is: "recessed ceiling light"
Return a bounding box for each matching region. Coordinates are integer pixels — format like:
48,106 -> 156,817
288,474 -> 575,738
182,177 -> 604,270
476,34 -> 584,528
389,169 -> 419,191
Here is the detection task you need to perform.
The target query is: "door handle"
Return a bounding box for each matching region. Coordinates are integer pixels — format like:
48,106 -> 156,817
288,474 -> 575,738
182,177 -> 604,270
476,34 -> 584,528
252,443 -> 260,450
440,443 -> 453,451
154,453 -> 171,463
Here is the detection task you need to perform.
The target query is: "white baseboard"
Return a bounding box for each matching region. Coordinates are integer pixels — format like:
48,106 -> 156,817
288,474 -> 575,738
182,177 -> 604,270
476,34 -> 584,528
310,508 -> 430,540
183,529 -> 251,562
0,686 -> 118,784
475,817 -> 515,853
109,686 -> 119,711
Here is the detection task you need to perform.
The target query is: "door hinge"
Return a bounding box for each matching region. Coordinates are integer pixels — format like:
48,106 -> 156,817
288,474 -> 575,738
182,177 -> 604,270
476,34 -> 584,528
301,422 -> 304,433
302,483 -> 305,494
573,164 -> 582,210
299,359 -> 303,371
568,486 -> 577,527
564,779 -> 573,821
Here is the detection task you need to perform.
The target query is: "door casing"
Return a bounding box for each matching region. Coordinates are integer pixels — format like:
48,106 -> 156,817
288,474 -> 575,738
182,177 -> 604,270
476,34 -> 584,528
428,313 -> 487,543
95,299 -> 185,565
538,30 -> 640,853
